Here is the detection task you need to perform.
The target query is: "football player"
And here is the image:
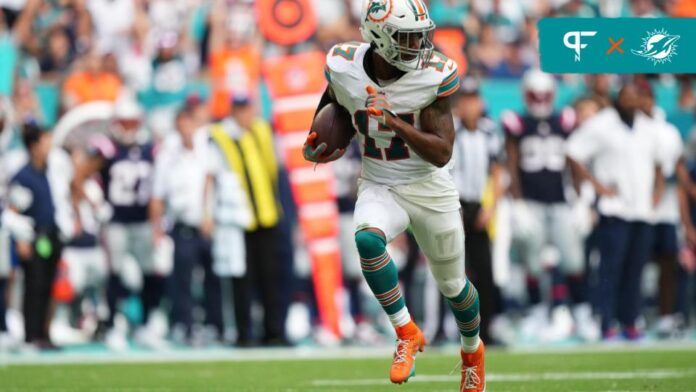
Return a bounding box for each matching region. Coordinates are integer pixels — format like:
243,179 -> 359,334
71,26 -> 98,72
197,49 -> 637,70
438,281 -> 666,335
100,98 -> 162,349
503,70 -> 597,341
304,1 -> 485,390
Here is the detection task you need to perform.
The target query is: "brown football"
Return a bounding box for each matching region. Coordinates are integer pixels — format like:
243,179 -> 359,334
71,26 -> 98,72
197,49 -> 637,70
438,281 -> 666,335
310,103 -> 356,156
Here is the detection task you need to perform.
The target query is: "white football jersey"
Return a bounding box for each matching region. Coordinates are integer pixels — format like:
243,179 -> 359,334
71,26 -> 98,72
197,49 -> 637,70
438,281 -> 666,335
325,42 -> 460,186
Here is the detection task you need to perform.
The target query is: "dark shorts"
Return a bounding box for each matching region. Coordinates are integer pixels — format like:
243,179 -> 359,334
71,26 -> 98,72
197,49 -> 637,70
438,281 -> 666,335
652,223 -> 678,256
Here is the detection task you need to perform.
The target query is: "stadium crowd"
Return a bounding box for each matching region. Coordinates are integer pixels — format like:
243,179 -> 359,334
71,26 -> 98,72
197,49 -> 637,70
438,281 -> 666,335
0,0 -> 695,351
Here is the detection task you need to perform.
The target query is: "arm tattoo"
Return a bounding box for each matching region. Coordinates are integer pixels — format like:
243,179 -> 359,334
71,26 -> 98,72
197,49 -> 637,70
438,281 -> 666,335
420,96 -> 455,137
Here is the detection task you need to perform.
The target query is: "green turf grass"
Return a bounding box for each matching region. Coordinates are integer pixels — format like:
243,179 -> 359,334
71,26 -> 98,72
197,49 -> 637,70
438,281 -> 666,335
1,348 -> 695,391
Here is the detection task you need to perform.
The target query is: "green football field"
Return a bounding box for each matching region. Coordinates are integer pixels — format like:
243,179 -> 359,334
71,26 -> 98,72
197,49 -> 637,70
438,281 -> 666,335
1,346 -> 695,391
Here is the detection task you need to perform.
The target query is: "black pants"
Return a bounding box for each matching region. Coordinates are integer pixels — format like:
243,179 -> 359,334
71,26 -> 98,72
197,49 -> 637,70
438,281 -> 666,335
232,227 -> 283,343
170,224 -> 223,336
595,216 -> 653,333
21,234 -> 61,342
0,277 -> 7,332
461,201 -> 499,342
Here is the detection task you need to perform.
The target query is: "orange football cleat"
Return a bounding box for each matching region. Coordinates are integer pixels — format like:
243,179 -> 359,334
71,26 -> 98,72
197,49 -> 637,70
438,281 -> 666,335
389,322 -> 426,384
460,341 -> 486,392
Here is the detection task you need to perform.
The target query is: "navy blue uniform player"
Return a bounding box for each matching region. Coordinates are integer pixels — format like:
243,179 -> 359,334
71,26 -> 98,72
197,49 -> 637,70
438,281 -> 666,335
503,70 -> 598,342
99,99 -> 163,350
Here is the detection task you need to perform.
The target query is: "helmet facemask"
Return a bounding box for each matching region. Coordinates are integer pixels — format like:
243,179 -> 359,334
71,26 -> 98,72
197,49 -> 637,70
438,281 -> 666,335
380,24 -> 435,71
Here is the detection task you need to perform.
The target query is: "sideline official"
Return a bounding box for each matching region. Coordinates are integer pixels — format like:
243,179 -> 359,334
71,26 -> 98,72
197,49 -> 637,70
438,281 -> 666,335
206,96 -> 286,346
8,123 -> 62,348
567,82 -> 662,339
151,106 -> 223,342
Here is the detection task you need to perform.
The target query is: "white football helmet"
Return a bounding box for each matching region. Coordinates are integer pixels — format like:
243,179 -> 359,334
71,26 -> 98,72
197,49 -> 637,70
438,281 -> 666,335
360,0 -> 436,71
522,69 -> 556,119
110,98 -> 144,145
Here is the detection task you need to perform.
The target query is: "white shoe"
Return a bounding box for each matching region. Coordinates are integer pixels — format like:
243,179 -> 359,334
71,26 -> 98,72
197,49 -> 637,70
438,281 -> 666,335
542,306 -> 574,342
105,328 -> 128,352
354,322 -> 384,345
135,326 -> 168,350
285,302 -> 311,343
656,315 -> 676,339
489,315 -> 515,346
0,332 -> 19,351
573,303 -> 601,342
313,326 -> 341,347
520,304 -> 547,342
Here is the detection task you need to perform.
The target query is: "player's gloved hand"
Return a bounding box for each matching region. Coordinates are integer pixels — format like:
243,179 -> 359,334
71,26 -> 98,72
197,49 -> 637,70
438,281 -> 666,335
365,85 -> 395,125
303,132 -> 345,163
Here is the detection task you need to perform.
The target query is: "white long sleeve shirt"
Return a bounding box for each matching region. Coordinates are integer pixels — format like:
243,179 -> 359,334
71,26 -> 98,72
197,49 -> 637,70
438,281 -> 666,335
566,107 -> 661,222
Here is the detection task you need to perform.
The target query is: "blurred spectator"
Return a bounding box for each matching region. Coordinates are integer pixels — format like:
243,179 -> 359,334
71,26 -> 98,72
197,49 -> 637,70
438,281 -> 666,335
206,96 -> 286,346
678,157 -> 696,322
8,122 -> 62,349
429,0 -> 469,28
488,39 -> 532,79
628,0 -> 664,17
87,0 -> 135,56
574,95 -> 603,126
469,24 -> 505,76
638,81 -> 686,338
62,49 -> 122,109
12,79 -> 41,124
556,0 -> 598,17
451,77 -> 503,344
313,0 -> 355,45
567,82 -> 663,340
38,27 -> 75,77
474,0 -> 524,44
146,32 -> 190,107
13,0 -> 92,62
584,74 -> 615,108
139,31 -> 193,137
0,98 -> 11,348
151,106 -> 223,344
207,1 -> 261,120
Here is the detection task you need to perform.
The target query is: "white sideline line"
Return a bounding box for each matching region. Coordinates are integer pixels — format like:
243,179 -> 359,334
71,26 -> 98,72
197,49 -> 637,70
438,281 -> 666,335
3,342 -> 696,366
311,369 -> 696,386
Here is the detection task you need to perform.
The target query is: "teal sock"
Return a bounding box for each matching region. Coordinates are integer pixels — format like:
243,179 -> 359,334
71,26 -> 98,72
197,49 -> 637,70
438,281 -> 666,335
447,279 -> 481,351
355,231 -> 409,326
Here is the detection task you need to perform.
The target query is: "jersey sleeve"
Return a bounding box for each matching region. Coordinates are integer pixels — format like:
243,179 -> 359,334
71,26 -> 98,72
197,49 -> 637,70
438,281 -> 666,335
500,110 -> 524,139
325,42 -> 362,86
566,116 -> 603,163
435,59 -> 460,98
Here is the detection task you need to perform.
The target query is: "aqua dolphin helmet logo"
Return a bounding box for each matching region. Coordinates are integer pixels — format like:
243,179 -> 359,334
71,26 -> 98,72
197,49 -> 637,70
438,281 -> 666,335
366,0 -> 392,22
632,29 -> 680,65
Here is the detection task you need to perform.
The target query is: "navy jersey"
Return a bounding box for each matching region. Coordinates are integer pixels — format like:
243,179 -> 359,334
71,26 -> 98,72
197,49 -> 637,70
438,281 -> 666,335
101,142 -> 154,224
502,108 -> 575,204
10,164 -> 56,229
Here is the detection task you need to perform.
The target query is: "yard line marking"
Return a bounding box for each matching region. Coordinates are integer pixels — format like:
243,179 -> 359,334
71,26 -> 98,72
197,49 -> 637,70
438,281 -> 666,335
311,369 -> 696,386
